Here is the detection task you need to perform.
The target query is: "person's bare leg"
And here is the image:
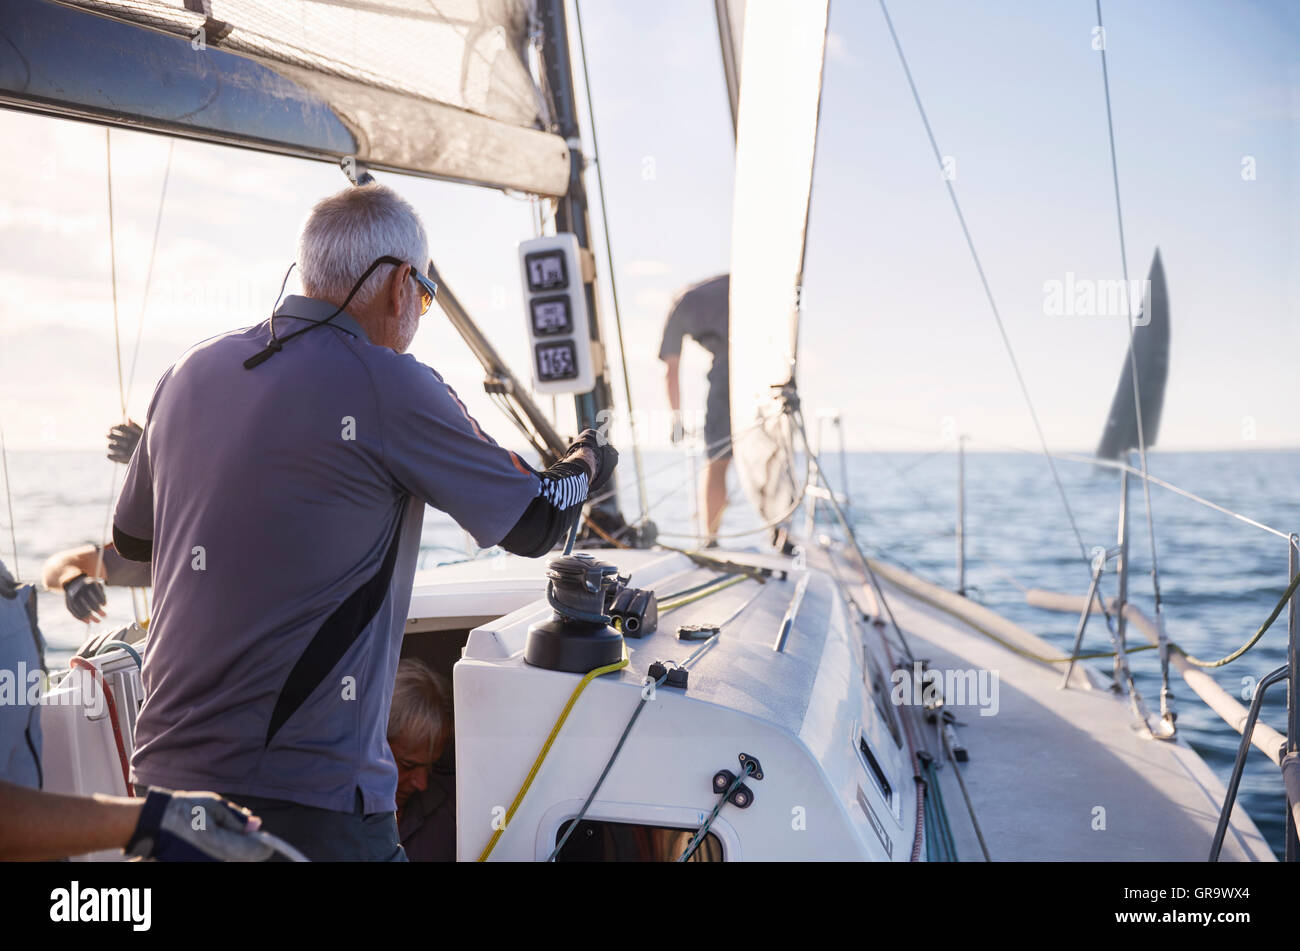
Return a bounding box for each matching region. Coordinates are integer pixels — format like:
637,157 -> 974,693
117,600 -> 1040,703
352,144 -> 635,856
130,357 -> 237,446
703,455 -> 731,546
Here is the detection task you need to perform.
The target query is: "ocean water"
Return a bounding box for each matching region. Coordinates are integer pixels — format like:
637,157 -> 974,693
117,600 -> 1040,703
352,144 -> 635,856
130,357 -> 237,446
2,446 -> 1296,858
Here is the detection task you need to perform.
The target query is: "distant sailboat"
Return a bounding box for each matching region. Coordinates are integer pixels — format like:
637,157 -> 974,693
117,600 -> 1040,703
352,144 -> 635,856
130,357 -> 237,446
1096,249 -> 1170,461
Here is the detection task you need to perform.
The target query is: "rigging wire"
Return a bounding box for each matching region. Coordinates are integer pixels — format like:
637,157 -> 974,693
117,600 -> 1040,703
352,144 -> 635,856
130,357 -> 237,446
860,448 -> 956,532
794,407 -> 918,664
94,129 -> 128,594
547,576 -> 767,862
572,0 -> 649,524
875,1 -> 1098,577
581,419 -> 762,514
1094,0 -> 1173,727
543,573 -> 762,858
1072,452 -> 1289,540
648,417 -> 811,543
944,430 -> 1291,541
124,138 -> 176,409
0,424 -> 18,578
546,668 -> 670,861
939,725 -> 992,860
678,760 -> 755,861
105,129 -> 126,423
476,650 -> 630,862
874,0 -> 1148,708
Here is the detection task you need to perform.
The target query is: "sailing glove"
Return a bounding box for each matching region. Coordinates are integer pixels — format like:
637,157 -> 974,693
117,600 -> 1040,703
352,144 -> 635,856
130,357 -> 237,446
107,421 -> 143,465
125,788 -> 278,862
564,428 -> 619,494
64,573 -> 107,622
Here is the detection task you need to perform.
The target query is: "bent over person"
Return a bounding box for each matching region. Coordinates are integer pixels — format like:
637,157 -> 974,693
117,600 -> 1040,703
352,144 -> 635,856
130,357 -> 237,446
113,184 -> 617,861
660,273 -> 730,546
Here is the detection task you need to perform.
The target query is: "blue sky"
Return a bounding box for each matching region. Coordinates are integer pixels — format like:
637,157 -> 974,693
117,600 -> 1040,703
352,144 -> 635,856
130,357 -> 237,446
0,0 -> 1295,454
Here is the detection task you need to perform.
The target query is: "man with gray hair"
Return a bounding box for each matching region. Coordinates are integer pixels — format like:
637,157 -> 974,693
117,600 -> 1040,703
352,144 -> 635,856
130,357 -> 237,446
387,658 -> 454,861
112,184 -> 617,860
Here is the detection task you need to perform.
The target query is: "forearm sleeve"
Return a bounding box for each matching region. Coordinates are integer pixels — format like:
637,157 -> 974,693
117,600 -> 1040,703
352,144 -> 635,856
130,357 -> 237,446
498,460 -> 591,558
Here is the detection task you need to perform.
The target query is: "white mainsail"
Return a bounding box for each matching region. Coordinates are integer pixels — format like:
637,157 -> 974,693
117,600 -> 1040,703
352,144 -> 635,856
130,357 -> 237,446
726,0 -> 829,529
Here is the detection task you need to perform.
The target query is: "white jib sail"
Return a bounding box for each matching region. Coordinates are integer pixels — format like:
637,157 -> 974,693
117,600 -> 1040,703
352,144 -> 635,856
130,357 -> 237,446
727,0 -> 829,528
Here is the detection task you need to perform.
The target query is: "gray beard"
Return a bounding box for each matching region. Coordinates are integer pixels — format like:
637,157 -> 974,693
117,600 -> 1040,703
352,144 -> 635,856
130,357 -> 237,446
395,304 -> 419,353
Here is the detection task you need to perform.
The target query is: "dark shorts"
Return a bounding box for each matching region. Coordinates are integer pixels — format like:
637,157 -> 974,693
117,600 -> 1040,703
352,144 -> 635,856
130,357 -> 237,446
704,355 -> 732,461
220,789 -> 407,862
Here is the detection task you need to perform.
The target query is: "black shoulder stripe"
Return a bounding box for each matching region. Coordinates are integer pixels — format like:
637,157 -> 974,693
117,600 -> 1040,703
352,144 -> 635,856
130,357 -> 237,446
264,519 -> 405,748
113,524 -> 153,563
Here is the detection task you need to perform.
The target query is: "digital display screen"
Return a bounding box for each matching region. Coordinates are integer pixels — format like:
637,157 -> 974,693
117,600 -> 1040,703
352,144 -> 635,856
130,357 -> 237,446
525,251 -> 568,291
535,341 -> 579,381
530,296 -> 572,335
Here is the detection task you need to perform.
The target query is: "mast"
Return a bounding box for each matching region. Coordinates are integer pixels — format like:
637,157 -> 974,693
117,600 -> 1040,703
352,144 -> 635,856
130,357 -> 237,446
714,0 -> 743,140
537,0 -> 622,525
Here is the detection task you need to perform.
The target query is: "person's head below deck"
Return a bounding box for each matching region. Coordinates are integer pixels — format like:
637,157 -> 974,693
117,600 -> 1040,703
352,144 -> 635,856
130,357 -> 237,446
387,657 -> 451,814
297,184 -> 435,354
387,657 -> 459,861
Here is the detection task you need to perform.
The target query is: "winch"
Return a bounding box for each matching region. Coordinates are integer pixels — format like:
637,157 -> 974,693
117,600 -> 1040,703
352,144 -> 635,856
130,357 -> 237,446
524,552 -> 626,673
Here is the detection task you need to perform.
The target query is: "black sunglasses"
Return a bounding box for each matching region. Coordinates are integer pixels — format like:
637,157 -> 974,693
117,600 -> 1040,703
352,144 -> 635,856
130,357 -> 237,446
379,255 -> 438,316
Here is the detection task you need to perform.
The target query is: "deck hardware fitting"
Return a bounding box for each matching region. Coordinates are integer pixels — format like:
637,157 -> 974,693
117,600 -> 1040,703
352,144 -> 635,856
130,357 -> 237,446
678,623 -> 719,641
647,661 -> 688,690
737,752 -> 764,781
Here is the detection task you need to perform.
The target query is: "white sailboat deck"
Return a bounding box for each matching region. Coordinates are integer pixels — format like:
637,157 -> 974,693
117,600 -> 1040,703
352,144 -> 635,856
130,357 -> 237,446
408,543 -> 1273,861
871,564 -> 1275,861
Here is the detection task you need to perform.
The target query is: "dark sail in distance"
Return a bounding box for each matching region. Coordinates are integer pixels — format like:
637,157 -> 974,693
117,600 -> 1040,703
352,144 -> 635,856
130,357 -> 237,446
1095,249 -> 1170,460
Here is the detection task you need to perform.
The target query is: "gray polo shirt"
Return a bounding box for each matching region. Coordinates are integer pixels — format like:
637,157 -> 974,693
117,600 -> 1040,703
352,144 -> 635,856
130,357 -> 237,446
658,274 -> 729,361
115,295 -> 540,813
0,560 -> 43,789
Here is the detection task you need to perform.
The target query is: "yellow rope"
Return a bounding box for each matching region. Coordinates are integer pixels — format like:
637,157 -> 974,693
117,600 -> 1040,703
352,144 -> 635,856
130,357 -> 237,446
657,574 -> 749,613
476,651 -> 629,862
1177,571 -> 1300,669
